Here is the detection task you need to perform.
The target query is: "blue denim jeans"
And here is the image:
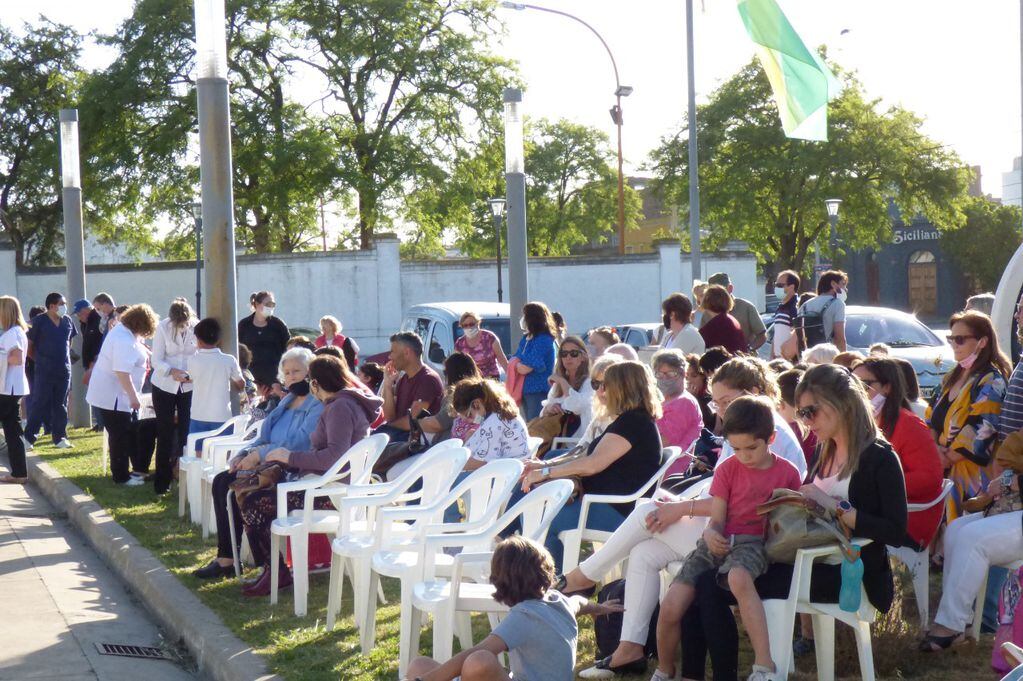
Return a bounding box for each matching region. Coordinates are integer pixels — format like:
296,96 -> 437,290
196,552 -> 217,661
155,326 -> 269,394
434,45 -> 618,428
522,392 -> 545,421
442,471 -> 473,523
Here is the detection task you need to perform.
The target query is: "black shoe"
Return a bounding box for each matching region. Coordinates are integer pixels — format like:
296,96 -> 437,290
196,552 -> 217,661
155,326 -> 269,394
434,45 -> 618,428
193,559 -> 235,580
593,654 -> 648,675
554,574 -> 596,598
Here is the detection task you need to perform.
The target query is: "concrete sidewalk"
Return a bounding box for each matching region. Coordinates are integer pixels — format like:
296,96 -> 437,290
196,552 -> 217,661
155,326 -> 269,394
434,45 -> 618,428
0,480 -> 200,681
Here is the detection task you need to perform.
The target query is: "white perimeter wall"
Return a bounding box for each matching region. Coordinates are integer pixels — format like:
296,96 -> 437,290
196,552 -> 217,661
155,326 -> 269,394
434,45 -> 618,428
2,236 -> 759,355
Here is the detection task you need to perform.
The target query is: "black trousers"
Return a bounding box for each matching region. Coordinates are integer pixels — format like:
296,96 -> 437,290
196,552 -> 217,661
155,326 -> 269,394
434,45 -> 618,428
0,394 -> 27,478
212,469 -> 243,561
151,386 -> 192,493
680,562 -> 842,681
101,408 -> 137,484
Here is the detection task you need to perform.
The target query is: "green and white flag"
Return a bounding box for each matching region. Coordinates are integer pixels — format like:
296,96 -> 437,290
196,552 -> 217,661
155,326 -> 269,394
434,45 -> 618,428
737,0 -> 841,141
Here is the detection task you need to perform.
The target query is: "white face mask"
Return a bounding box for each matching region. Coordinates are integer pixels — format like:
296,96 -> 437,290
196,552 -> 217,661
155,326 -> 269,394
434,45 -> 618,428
869,392 -> 886,414
519,316 -> 527,332
835,289 -> 847,303
464,326 -> 480,339
774,286 -> 787,300
57,305 -> 68,317
261,305 -> 275,318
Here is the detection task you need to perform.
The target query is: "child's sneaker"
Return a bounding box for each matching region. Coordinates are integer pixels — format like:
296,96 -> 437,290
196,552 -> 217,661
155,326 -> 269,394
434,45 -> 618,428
649,670 -> 673,681
747,664 -> 774,681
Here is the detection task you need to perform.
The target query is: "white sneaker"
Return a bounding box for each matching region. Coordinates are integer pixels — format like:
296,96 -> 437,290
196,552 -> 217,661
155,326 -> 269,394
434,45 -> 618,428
650,670 -> 674,681
21,437 -> 33,452
125,477 -> 145,487
54,439 -> 73,449
747,665 -> 775,681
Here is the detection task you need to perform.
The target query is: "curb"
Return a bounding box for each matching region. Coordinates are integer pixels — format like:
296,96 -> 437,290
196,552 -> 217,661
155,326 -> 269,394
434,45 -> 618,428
23,450 -> 280,681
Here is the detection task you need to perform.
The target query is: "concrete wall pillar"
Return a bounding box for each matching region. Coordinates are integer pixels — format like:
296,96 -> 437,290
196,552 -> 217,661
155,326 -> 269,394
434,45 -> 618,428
656,239 -> 682,302
0,237 -> 16,299
374,233 -> 402,344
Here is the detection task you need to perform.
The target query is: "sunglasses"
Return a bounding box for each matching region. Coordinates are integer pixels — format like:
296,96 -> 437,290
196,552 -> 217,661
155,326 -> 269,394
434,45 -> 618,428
796,405 -> 820,421
655,370 -> 681,380
460,323 -> 478,329
947,334 -> 977,346
560,349 -> 584,359
590,378 -> 604,390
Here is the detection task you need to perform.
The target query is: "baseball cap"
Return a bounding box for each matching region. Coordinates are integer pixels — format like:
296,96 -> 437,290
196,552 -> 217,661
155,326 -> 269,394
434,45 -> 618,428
72,299 -> 92,314
708,272 -> 731,287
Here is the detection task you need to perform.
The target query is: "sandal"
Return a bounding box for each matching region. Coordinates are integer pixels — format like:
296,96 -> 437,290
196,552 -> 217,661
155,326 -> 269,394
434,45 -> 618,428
918,631 -> 966,652
0,475 -> 28,484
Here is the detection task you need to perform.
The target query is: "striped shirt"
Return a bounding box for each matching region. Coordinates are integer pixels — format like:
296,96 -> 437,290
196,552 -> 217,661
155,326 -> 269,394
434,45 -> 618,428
1000,360 -> 1023,439
772,296 -> 798,357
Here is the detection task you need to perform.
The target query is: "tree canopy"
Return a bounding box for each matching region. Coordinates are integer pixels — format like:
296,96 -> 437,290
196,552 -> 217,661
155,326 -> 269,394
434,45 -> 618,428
940,196 -> 1022,294
650,58 -> 972,276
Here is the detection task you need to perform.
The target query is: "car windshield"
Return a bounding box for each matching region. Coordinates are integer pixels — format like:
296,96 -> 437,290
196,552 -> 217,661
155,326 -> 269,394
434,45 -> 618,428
845,313 -> 941,348
452,318 -> 511,352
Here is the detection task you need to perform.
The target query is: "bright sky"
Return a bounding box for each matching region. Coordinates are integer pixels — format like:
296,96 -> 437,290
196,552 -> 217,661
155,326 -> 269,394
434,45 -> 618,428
8,0 -> 1023,197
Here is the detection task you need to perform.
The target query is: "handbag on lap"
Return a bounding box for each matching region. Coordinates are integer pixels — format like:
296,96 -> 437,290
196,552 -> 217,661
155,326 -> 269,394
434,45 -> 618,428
756,489 -> 853,564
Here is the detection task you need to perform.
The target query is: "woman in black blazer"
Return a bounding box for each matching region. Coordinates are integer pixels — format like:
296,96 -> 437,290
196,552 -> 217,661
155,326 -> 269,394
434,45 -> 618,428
677,363 -> 907,681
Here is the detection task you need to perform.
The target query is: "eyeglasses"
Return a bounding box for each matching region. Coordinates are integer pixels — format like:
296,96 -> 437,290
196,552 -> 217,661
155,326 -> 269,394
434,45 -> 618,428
590,379 -> 604,390
710,390 -> 748,413
560,349 -> 584,359
859,377 -> 882,388
797,405 -> 820,421
654,370 -> 681,380
460,323 -> 478,329
947,334 -> 977,346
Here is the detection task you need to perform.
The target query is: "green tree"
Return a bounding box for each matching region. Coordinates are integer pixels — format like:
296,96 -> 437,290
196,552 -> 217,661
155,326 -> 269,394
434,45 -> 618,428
0,20 -> 85,265
404,119 -> 641,257
285,0 -> 515,248
650,59 -> 972,276
940,196 -> 1022,294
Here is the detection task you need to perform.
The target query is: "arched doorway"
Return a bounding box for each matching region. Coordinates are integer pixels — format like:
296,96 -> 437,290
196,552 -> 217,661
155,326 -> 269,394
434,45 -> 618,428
908,250 -> 937,315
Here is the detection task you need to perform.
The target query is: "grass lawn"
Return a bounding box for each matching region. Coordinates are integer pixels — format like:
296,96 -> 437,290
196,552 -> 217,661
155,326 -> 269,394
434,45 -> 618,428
34,428 -> 993,680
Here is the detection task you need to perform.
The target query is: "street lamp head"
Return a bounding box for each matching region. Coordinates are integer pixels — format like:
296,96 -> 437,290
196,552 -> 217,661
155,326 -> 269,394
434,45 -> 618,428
191,201 -> 203,221
59,109 -> 81,189
503,88 -> 524,174
193,0 -> 229,80
488,198 -> 507,218
825,198 -> 842,218
609,105 -> 623,125
500,1 -> 526,9
615,85 -> 634,97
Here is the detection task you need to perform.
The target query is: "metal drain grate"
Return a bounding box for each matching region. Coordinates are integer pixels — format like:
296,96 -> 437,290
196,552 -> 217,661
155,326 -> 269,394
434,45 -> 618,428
95,643 -> 169,660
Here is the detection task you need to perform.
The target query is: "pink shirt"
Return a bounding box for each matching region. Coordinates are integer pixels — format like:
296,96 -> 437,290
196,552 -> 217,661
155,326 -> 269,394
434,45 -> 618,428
657,392 -> 703,451
455,329 -> 500,378
709,453 -> 802,537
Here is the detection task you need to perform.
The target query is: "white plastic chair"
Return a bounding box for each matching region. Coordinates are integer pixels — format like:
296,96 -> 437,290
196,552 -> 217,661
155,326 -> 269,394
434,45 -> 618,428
763,540 -> 876,681
1001,642 -> 1023,681
887,479 -> 952,627
368,458 -> 523,677
973,557 -> 1023,641
560,446 -> 684,573
551,436 -> 580,451
659,476 -> 713,599
200,435 -> 262,537
527,435 -> 544,457
262,433 -> 389,616
325,444 -> 470,637
178,414 -> 251,522
406,479 -> 575,667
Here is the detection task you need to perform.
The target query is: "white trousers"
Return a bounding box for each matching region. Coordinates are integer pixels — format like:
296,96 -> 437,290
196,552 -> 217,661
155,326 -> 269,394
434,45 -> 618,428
934,510 -> 1023,631
578,498 -> 707,644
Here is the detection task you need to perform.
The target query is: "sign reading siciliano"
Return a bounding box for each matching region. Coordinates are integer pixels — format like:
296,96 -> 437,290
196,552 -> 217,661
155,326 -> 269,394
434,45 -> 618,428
892,227 -> 939,245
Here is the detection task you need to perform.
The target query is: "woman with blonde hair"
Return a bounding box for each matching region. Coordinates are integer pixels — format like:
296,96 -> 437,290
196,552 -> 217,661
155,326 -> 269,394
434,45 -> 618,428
150,297 -> 198,493
454,310 -> 508,379
86,304 -> 159,485
314,314 -> 360,369
520,361 -> 664,571
0,296 -> 30,483
539,335 -> 593,437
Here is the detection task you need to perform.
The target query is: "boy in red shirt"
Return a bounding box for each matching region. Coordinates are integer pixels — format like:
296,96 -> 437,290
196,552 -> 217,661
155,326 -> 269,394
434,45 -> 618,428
652,395 -> 802,681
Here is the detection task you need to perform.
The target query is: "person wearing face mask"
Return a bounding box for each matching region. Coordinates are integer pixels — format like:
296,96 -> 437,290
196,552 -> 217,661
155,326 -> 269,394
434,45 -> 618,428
795,269 -> 848,352
509,302 -> 558,420
772,269 -> 800,360
658,293 -> 705,355
651,349 -> 703,452
442,377 -> 530,522
539,336 -> 593,439
454,311 -> 508,379
237,290 -> 290,389
24,292 -> 78,450
195,347 -> 324,586
928,310 -> 1010,523
852,357 -> 943,550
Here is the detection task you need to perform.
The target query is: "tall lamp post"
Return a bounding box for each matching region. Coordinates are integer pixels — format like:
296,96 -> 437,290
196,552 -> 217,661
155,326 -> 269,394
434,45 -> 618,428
501,2 -> 631,254
685,0 -> 702,283
59,108 -> 90,428
488,198 -> 506,303
825,198 -> 842,258
190,201 -> 203,316
194,0 -> 238,363
504,88 -> 529,348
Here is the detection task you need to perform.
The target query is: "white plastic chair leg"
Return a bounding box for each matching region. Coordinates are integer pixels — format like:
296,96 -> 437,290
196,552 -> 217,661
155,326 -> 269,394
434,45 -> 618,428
397,579 -> 415,678
227,491 -> 242,579
360,567 -> 380,652
559,529 -> 583,572
973,571 -> 989,641
270,535 -> 281,606
291,532 -> 309,616
326,556 -> 345,631
764,599 -> 796,680
351,557 -> 372,638
456,612 -> 473,651
853,619 -> 876,681
812,614 -> 836,681
432,600 -> 454,663
378,580 -> 387,604
404,604 -> 424,675
189,466 -> 205,525
178,463 -> 188,517
911,554 -> 930,628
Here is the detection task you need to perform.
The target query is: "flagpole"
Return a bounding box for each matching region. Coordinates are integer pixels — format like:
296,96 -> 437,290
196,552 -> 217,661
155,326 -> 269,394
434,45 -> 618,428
686,0 -> 702,284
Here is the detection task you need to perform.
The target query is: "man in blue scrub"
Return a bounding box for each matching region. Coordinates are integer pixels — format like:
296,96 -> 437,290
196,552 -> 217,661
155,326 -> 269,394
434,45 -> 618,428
24,292 -> 77,449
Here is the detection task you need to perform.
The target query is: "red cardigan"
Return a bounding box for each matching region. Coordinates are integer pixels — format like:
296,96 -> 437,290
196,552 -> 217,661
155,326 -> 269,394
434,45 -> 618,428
887,408 -> 944,548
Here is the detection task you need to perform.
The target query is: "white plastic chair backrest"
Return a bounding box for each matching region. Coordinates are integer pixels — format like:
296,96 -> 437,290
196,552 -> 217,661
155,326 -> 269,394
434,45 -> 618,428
677,476 -> 712,501
201,418 -> 261,459
516,479 -> 575,543
328,433 -> 390,486
527,436 -> 544,457
428,438 -> 464,452
648,446 -> 683,492
457,459 -> 524,527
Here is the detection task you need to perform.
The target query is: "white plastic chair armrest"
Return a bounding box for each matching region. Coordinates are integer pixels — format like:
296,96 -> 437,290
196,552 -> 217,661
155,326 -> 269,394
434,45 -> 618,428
907,481 -> 953,512
577,490 -> 650,531
451,551 -> 494,585
792,538 -> 873,602
275,478 -> 324,520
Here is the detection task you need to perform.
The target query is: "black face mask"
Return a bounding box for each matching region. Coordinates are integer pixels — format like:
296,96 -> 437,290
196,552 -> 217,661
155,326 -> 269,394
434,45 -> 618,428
288,379 -> 311,396
663,313 -> 672,330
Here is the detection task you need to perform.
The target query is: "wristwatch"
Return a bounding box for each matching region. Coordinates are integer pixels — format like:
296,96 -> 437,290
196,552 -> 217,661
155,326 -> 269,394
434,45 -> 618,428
541,466 -> 551,479
837,500 -> 853,515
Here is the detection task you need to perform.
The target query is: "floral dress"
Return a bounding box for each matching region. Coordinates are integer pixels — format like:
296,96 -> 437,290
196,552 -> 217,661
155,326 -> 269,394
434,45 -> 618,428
929,366 -> 1007,521
455,329 -> 500,379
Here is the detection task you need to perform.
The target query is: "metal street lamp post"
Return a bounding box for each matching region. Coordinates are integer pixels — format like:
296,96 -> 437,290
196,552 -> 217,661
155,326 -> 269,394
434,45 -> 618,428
685,0 -> 702,283
504,88 -> 529,348
59,108 -> 90,428
194,0 -> 238,363
488,198 -> 506,303
501,2 -> 631,254
825,198 -> 842,256
190,201 -> 203,316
